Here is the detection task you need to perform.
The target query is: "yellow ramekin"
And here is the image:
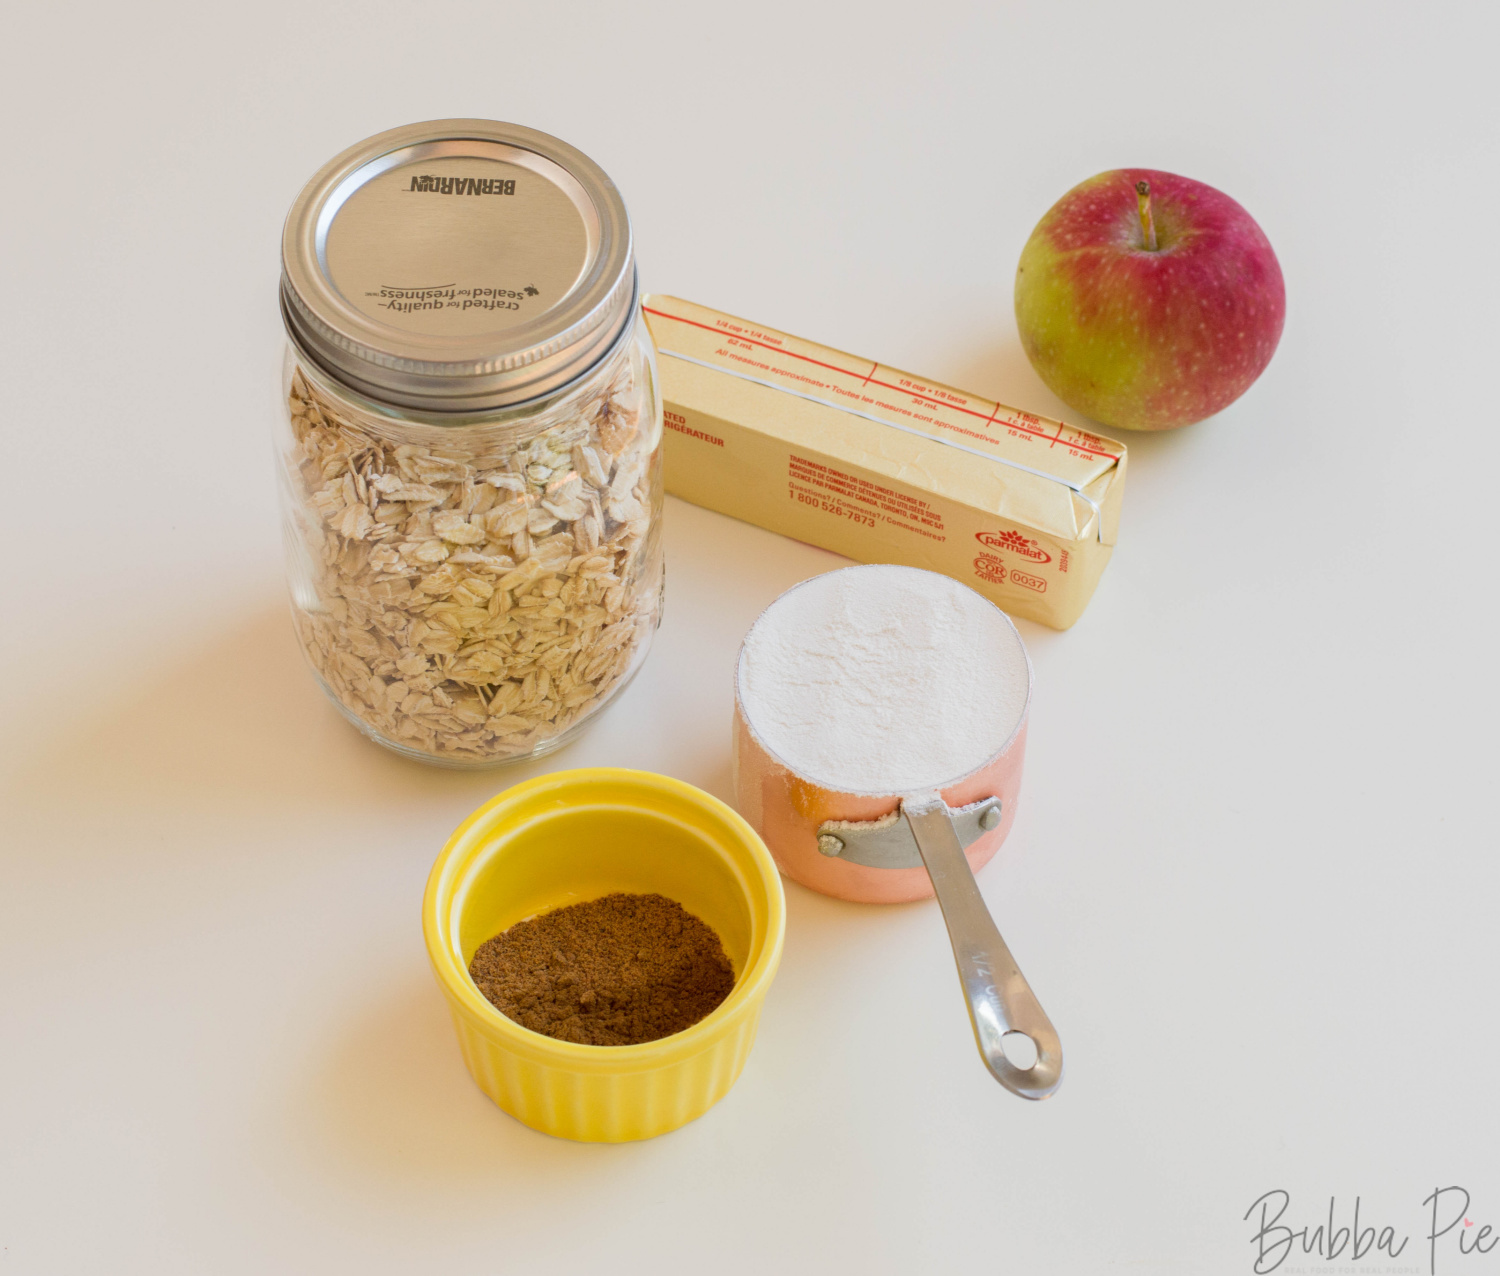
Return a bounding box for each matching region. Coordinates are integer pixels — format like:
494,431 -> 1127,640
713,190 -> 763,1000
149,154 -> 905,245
423,768 -> 786,1142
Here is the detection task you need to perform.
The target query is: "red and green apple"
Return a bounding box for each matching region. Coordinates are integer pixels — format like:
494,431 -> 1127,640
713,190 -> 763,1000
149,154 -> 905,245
1014,168 -> 1285,431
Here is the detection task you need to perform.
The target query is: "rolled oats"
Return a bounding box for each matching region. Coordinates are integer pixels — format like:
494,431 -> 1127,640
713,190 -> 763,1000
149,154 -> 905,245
283,357 -> 662,764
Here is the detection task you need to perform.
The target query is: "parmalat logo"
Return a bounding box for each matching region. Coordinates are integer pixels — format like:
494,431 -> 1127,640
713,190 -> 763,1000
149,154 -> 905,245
975,529 -> 1051,563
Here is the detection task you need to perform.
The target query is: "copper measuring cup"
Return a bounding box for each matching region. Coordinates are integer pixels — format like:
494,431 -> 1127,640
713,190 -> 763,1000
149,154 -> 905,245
732,568 -> 1063,1100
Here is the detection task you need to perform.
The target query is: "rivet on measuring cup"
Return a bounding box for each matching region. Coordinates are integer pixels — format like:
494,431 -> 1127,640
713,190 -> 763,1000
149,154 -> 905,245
816,834 -> 845,857
978,802 -> 1002,832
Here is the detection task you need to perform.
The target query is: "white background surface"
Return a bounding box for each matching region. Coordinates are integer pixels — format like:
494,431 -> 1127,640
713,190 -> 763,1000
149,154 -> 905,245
2,2 -> 1497,1272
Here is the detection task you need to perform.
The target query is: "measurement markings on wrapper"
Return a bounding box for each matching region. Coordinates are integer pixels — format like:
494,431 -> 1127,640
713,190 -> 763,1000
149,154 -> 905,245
642,305 -> 1122,463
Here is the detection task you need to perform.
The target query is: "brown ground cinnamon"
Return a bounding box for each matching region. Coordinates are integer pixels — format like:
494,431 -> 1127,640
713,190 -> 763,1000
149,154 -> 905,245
469,892 -> 735,1046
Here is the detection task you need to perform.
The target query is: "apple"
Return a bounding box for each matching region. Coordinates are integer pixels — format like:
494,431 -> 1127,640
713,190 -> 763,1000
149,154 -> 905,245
1014,168 -> 1285,431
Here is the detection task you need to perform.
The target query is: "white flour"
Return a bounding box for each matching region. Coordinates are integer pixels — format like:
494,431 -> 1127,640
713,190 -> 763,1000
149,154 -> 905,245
736,564 -> 1030,794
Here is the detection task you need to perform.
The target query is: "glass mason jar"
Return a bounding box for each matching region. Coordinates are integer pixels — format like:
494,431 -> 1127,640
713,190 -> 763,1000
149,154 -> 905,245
277,120 -> 662,767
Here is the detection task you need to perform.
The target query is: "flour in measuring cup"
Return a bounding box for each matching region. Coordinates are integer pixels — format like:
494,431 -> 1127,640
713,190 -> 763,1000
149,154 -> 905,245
735,564 -> 1030,794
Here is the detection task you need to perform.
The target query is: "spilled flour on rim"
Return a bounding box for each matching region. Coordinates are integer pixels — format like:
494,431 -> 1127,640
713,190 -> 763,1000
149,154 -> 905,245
736,565 -> 1030,794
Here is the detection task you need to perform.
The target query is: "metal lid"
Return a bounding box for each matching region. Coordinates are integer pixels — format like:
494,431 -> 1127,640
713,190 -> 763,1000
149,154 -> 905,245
281,119 -> 635,413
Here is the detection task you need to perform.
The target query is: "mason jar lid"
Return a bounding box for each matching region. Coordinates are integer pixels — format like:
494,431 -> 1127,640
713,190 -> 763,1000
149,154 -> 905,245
281,119 -> 636,413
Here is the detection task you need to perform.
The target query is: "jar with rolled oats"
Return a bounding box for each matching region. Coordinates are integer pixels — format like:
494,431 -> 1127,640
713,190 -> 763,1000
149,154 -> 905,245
278,120 -> 662,766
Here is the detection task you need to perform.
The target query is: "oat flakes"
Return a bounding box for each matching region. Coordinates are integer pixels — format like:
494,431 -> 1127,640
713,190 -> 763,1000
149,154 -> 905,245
283,358 -> 662,763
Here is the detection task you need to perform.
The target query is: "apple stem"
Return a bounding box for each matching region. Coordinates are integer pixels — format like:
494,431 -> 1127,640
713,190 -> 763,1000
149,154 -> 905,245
1136,180 -> 1158,251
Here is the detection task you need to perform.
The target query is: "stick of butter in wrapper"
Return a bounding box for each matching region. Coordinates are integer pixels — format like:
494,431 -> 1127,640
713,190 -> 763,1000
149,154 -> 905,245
642,295 -> 1128,629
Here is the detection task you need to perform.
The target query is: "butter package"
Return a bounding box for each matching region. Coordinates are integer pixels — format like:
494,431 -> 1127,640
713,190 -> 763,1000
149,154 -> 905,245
642,295 -> 1127,629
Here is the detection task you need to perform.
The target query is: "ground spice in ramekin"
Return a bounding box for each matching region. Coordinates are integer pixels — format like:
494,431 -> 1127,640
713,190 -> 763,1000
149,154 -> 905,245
469,893 -> 735,1046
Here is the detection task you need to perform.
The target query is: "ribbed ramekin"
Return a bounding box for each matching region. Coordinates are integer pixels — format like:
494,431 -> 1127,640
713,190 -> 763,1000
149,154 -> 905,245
423,768 -> 785,1142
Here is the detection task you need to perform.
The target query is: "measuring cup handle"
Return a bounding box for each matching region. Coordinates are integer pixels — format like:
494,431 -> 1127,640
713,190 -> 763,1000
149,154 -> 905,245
902,792 -> 1063,1100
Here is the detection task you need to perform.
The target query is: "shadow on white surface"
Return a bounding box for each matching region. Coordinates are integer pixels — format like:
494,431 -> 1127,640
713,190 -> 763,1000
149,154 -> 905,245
2,596 -> 590,822
280,884 -> 940,1198
0,496 -> 859,829
941,336 -> 1064,422
291,975 -> 582,1180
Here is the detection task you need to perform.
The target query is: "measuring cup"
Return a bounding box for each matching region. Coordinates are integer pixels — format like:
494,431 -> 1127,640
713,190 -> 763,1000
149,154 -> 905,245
732,568 -> 1062,1100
